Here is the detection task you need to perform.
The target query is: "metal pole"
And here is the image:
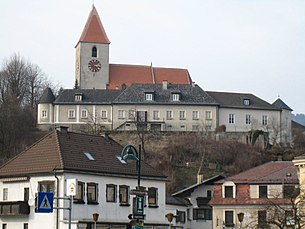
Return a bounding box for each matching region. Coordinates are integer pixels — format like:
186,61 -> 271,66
137,144 -> 141,188
68,196 -> 72,229
94,221 -> 97,229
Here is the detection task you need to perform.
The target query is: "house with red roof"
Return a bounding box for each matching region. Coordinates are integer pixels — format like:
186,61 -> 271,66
209,160 -> 299,228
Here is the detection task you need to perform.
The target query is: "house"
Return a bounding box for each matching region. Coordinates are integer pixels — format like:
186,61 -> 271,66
209,160 -> 299,228
0,127 -> 168,228
165,194 -> 191,229
170,175 -> 224,229
207,92 -> 292,146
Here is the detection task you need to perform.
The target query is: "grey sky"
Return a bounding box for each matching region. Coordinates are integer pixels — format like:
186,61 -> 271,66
1,0 -> 304,113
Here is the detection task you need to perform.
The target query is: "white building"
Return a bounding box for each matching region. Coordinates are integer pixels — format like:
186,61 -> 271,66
0,127 -> 168,229
166,175 -> 224,229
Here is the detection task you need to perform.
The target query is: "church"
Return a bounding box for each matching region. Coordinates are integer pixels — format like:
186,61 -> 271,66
75,5 -> 191,90
38,5 -> 292,147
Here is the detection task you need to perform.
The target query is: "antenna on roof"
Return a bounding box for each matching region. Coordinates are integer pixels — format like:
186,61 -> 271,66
150,62 -> 155,84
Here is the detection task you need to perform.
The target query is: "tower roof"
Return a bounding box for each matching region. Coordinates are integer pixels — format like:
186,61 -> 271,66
77,5 -> 110,45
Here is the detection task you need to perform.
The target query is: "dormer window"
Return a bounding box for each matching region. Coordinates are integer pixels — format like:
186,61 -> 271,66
92,46 -> 97,57
243,99 -> 250,106
222,181 -> 236,198
172,93 -> 180,101
145,93 -> 154,101
75,93 -> 83,101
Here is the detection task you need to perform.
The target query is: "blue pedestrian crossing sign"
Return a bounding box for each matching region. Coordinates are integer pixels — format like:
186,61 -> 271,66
36,192 -> 54,213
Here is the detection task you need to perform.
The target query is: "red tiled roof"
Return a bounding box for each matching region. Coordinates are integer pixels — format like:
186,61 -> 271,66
108,64 -> 191,90
216,161 -> 298,184
78,5 -> 110,45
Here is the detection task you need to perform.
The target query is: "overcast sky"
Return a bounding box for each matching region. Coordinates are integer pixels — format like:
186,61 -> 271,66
1,0 -> 305,113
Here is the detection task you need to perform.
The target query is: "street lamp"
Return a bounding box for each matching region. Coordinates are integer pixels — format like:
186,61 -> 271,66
121,144 -> 141,188
92,213 -> 99,229
237,212 -> 244,229
121,144 -> 144,229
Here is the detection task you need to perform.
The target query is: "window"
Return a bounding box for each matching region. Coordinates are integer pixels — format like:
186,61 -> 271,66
68,109 -> 76,119
74,181 -> 85,203
118,110 -> 125,119
262,115 -> 268,125
23,223 -> 28,229
229,114 -> 235,124
119,185 -> 129,205
75,94 -> 82,101
207,190 -> 212,198
81,109 -> 88,118
101,110 -> 107,119
193,208 -> 212,220
24,188 -> 29,201
41,110 -> 47,118
128,110 -> 135,120
258,210 -> 267,224
137,111 -> 147,123
284,185 -> 299,198
106,184 -> 117,202
153,110 -> 160,120
224,186 -> 233,198
205,111 -> 212,120
192,125 -> 199,131
246,114 -> 251,124
172,93 -> 180,101
166,111 -> 173,120
225,211 -> 234,227
176,210 -> 186,223
145,93 -> 153,101
39,181 -> 55,193
2,224 -> 7,229
3,188 -> 8,201
243,99 -> 250,106
285,210 -> 294,225
192,111 -> 199,120
179,111 -> 186,120
148,187 -> 158,206
259,185 -> 268,198
92,46 -> 97,57
87,182 -> 98,204
84,151 -> 95,161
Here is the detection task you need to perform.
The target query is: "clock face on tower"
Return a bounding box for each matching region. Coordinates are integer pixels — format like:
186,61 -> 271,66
88,59 -> 101,72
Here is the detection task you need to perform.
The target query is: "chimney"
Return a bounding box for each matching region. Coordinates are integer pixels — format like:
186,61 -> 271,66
162,80 -> 168,90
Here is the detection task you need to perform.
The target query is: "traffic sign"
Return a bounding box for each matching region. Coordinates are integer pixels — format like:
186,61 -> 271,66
130,189 -> 146,196
36,192 -> 54,213
128,213 -> 145,220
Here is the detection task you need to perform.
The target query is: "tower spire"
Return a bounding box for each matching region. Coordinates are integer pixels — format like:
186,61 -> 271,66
77,5 -> 110,45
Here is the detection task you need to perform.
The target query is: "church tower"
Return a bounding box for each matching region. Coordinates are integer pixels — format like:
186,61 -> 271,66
75,5 -> 110,89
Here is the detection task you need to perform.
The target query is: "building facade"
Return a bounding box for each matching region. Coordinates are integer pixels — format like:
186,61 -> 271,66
0,128 -> 168,228
209,161 -> 299,229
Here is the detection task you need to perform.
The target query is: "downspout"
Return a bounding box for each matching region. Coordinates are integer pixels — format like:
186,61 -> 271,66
54,171 -> 60,229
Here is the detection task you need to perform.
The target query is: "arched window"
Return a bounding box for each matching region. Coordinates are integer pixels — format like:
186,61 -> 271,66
92,46 -> 97,57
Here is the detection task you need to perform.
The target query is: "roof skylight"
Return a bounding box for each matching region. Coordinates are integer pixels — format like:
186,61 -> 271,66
84,152 -> 95,161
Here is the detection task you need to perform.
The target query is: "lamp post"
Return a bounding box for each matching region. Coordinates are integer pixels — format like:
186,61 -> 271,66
92,213 -> 99,229
237,212 -> 244,229
121,144 -> 144,229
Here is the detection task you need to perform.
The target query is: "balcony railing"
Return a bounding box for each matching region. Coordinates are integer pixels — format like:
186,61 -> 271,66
0,201 -> 30,216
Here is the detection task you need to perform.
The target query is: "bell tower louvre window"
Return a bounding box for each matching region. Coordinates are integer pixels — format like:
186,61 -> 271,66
92,46 -> 97,57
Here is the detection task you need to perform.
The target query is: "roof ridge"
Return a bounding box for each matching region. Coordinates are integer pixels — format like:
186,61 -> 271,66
110,63 -> 188,70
